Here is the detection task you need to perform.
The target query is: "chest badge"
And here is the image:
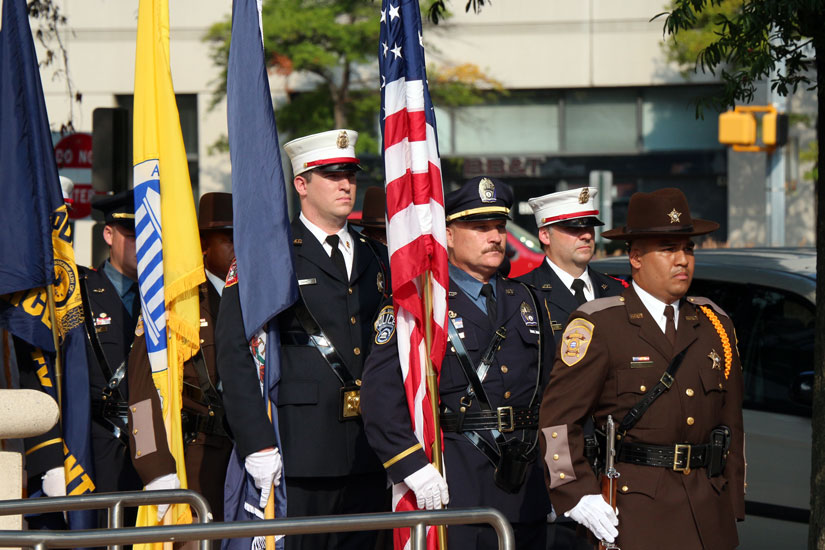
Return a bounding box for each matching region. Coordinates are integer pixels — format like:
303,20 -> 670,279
376,271 -> 385,294
520,302 -> 537,326
95,313 -> 112,326
708,349 -> 722,370
448,310 -> 457,319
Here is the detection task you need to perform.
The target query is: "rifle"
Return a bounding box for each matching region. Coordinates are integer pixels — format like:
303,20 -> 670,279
598,415 -> 620,550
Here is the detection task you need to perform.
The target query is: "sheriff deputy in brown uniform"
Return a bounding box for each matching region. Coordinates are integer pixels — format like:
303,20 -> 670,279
538,188 -> 745,550
127,192 -> 235,521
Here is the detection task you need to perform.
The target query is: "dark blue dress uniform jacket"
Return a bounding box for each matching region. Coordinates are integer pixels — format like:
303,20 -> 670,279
517,261 -> 625,349
216,218 -> 388,478
361,273 -> 553,523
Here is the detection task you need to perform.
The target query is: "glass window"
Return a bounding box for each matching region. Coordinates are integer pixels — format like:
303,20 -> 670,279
452,103 -> 559,155
433,106 -> 452,155
642,87 -> 720,151
688,279 -> 814,418
565,89 -> 637,154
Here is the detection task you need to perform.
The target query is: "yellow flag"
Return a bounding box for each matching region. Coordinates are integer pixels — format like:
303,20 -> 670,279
132,0 -> 204,539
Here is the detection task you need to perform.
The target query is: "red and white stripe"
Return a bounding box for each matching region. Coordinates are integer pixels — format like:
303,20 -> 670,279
383,75 -> 449,550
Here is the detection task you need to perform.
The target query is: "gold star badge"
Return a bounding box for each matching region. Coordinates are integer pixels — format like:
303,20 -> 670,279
668,208 -> 682,224
578,188 -> 590,204
708,349 -> 722,370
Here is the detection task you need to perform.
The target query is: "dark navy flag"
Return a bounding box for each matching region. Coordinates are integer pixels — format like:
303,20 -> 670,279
224,0 -> 298,547
0,0 -> 63,297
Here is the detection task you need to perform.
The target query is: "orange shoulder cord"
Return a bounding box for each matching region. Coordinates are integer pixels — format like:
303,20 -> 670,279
699,305 -> 732,380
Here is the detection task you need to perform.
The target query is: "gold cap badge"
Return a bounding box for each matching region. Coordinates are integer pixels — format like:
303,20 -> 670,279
668,208 -> 682,224
337,131 -> 349,149
578,188 -> 590,204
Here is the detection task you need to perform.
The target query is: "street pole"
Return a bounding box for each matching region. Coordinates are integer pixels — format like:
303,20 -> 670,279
767,35 -> 787,247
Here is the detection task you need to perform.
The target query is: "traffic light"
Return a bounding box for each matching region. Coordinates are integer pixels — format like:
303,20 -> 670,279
718,111 -> 756,146
763,112 -> 789,147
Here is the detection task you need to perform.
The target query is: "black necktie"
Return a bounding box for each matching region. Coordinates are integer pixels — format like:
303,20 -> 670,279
325,235 -> 347,279
664,305 -> 677,346
571,278 -> 587,306
480,283 -> 496,325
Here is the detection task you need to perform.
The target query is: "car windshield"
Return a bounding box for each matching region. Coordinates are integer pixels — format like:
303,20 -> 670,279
506,222 -> 542,254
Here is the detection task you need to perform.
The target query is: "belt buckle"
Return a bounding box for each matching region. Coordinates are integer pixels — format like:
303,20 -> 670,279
496,406 -> 515,433
660,372 -> 675,388
339,386 -> 361,421
673,443 -> 691,474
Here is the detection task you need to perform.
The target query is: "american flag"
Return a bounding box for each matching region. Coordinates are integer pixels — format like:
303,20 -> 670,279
379,1 -> 449,548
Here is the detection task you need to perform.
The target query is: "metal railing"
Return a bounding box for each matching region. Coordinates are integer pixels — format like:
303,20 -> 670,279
0,494 -> 513,550
0,490 -> 212,550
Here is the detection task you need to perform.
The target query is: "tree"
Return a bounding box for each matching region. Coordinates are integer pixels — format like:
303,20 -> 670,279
660,2 -> 824,548
204,0 -> 501,154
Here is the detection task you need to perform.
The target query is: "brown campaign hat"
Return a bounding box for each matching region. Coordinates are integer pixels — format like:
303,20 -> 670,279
601,187 -> 719,240
350,186 -> 386,229
198,192 -> 233,232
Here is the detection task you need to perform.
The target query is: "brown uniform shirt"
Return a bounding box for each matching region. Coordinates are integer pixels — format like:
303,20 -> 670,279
539,286 -> 745,550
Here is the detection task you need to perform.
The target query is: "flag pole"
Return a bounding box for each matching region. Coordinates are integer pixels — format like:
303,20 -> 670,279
265,395 -> 276,550
422,271 -> 447,550
46,284 -> 63,411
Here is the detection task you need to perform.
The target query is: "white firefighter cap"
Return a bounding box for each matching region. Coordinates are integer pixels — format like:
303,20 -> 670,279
528,187 -> 604,228
59,176 -> 74,205
283,129 -> 361,177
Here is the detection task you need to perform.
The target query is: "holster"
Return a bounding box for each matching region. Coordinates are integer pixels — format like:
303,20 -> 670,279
584,432 -> 602,475
493,438 -> 535,494
706,424 -> 731,478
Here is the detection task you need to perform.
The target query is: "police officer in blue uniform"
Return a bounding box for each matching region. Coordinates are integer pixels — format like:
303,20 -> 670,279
517,188 -> 624,349
361,177 -> 552,550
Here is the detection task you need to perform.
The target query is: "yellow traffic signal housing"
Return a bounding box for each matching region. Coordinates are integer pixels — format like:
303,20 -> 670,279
763,112 -> 789,147
718,111 -> 757,145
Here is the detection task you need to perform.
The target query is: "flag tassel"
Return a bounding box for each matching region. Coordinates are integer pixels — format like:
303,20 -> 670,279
422,271 -> 447,550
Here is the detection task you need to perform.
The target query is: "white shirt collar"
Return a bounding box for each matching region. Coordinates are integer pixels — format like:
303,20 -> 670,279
299,212 -> 354,276
205,269 -> 225,297
632,280 -> 680,332
545,257 -> 594,302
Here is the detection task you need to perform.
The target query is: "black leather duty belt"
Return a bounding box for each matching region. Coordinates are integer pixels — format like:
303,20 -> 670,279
617,441 -> 710,473
440,406 -> 539,433
181,410 -> 228,439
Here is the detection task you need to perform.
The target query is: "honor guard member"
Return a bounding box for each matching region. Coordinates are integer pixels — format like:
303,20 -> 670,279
361,177 -> 552,550
127,193 -> 235,521
216,130 -> 390,550
517,188 -> 624,347
79,191 -> 143,524
538,188 -> 745,550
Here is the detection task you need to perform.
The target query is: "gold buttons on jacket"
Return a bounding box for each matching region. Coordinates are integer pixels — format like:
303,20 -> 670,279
348,287 -> 354,295
133,429 -> 138,435
621,485 -> 629,492
354,347 -> 361,356
559,473 -> 566,479
553,454 -> 559,460
350,316 -> 357,325
500,365 -> 508,373
639,385 -> 647,392
136,451 -> 142,457
504,391 -> 511,399
686,417 -> 695,425
199,338 -> 205,344
686,388 -> 695,397
552,432 -> 558,438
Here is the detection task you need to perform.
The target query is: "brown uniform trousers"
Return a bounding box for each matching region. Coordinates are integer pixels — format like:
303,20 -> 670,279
127,282 -> 233,520
539,286 -> 745,550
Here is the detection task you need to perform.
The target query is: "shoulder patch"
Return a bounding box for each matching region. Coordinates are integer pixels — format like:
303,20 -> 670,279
577,295 -> 625,316
560,318 -> 594,367
374,305 -> 395,345
225,258 -> 238,287
686,296 -> 729,318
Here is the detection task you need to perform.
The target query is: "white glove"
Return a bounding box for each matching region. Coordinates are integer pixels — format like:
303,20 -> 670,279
403,464 -> 449,510
145,473 -> 181,521
245,448 -> 283,508
41,467 -> 66,497
564,494 -> 619,543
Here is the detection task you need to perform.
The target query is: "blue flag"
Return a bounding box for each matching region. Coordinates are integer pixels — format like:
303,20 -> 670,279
0,0 -> 96,533
224,0 -> 298,547
0,0 -> 63,298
